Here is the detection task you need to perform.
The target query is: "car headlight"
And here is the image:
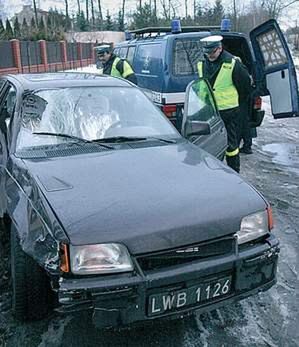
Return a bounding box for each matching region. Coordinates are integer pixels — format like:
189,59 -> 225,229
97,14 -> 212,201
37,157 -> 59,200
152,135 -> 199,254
236,209 -> 272,245
69,243 -> 134,275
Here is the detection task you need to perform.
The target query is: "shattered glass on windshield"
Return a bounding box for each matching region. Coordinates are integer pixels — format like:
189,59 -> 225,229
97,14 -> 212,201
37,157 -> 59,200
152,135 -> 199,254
17,87 -> 178,150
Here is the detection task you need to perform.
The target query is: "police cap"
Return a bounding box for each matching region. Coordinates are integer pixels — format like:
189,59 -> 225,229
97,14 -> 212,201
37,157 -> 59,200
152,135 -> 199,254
94,44 -> 112,55
200,35 -> 223,54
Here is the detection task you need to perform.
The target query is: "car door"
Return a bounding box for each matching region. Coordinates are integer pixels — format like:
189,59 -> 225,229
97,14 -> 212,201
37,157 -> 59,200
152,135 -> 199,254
181,78 -> 227,160
250,19 -> 299,119
0,82 -> 17,217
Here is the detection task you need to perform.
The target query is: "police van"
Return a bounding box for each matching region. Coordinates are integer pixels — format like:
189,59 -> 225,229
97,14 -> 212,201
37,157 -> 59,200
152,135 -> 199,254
114,19 -> 299,158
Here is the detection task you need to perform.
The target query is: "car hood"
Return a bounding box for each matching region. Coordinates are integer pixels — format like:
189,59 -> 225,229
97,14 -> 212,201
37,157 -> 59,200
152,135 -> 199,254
23,142 -> 266,255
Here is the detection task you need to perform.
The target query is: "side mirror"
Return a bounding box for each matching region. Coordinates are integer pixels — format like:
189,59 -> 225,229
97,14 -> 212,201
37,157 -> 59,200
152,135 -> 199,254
185,120 -> 211,137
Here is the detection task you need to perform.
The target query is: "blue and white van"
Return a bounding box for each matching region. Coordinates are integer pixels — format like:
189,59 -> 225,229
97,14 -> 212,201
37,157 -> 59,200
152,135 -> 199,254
114,19 -> 299,158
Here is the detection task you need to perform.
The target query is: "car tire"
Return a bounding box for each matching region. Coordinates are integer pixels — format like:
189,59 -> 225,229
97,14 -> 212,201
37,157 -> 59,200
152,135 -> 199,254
10,225 -> 50,321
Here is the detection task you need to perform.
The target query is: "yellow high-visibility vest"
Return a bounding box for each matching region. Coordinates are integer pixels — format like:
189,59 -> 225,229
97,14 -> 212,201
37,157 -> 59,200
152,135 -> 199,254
111,57 -> 134,79
197,59 -> 239,111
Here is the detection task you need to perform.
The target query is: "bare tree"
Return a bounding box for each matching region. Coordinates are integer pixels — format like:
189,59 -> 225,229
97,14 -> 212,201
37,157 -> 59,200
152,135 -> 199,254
233,0 -> 237,31
153,0 -> 157,23
185,0 -> 188,18
122,0 -> 126,28
91,0 -> 95,27
261,0 -> 299,19
65,0 -> 69,23
160,0 -> 170,19
32,0 -> 38,27
97,0 -> 103,22
77,0 -> 81,14
86,0 -> 89,22
170,0 -> 182,18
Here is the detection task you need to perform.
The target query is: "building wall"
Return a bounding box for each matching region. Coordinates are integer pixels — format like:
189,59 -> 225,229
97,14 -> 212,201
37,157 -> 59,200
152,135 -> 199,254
65,31 -> 125,45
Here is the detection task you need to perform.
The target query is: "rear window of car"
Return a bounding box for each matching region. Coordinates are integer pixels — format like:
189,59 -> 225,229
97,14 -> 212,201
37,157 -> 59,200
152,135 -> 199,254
134,44 -> 162,75
173,39 -> 204,76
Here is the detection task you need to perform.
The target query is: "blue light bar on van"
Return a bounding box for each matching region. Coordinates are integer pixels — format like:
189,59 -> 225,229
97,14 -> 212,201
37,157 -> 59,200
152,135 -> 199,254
125,31 -> 132,40
171,19 -> 182,34
221,18 -> 231,32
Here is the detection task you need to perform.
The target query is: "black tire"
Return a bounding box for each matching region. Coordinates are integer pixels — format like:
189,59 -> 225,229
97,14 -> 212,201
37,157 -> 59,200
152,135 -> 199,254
10,225 -> 51,321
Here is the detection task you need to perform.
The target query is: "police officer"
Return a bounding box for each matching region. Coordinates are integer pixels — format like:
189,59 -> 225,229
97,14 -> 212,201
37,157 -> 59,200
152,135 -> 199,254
96,44 -> 137,85
198,35 -> 251,173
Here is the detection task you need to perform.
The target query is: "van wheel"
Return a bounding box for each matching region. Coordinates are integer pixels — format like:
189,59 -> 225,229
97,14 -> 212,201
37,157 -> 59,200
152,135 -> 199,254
10,225 -> 50,321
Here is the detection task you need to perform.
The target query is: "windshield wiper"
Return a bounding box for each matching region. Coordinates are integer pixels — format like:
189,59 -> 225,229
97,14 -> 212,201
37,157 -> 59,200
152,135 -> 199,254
93,136 -> 147,143
93,136 -> 176,144
148,137 -> 176,144
32,132 -> 114,149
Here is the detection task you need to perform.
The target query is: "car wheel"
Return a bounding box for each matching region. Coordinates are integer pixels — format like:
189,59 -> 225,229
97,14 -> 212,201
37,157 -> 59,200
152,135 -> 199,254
10,225 -> 50,321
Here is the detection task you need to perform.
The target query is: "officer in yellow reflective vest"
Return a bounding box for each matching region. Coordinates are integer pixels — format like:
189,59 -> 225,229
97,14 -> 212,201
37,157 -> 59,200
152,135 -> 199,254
198,35 -> 251,173
96,44 -> 137,85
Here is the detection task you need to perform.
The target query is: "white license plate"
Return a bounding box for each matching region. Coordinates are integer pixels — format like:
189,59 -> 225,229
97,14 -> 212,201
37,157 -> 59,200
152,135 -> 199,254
151,91 -> 162,104
148,276 -> 232,316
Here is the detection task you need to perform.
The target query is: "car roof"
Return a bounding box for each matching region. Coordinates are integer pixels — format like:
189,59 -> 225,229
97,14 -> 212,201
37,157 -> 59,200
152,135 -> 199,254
4,72 -> 133,90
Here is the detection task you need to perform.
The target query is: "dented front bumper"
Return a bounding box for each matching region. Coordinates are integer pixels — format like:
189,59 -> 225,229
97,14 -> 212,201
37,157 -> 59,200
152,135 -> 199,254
57,234 -> 279,329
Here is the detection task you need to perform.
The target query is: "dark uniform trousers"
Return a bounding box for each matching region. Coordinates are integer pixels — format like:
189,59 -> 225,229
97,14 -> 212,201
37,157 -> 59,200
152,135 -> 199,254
220,107 -> 240,173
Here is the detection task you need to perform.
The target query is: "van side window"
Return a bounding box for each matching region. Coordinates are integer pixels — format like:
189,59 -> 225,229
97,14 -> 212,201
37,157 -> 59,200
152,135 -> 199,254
135,44 -> 162,75
119,47 -> 128,59
173,40 -> 203,76
127,46 -> 136,64
256,29 -> 288,68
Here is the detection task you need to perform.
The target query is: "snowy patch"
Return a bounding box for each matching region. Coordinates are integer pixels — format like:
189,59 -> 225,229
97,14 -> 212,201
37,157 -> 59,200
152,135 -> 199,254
67,65 -> 100,74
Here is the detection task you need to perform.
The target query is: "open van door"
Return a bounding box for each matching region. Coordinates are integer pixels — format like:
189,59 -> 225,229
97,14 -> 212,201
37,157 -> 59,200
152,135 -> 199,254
250,19 -> 299,119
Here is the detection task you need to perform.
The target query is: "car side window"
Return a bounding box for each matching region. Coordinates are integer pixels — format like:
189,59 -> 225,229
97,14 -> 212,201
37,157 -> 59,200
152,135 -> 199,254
127,46 -> 136,64
186,79 -> 219,125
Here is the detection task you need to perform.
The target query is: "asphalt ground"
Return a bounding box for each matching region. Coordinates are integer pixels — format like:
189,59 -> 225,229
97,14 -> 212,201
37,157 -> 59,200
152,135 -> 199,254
0,97 -> 298,347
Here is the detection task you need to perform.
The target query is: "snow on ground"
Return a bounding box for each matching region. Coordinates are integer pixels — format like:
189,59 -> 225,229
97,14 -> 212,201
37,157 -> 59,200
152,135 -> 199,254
67,65 -> 100,74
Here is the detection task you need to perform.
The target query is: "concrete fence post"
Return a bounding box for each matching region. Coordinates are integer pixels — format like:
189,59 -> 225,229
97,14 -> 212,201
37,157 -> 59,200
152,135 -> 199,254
10,39 -> 22,73
39,40 -> 48,72
91,42 -> 95,63
77,42 -> 82,68
60,41 -> 67,70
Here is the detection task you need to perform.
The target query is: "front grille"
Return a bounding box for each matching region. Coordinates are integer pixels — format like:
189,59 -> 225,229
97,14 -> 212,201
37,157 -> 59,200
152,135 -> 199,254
136,236 -> 235,272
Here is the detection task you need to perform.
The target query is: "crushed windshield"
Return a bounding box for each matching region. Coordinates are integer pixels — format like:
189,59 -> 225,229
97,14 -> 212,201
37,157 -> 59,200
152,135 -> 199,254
17,87 -> 179,150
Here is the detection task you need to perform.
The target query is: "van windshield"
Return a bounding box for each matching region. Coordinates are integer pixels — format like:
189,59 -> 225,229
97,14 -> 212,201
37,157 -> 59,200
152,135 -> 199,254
173,39 -> 204,76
